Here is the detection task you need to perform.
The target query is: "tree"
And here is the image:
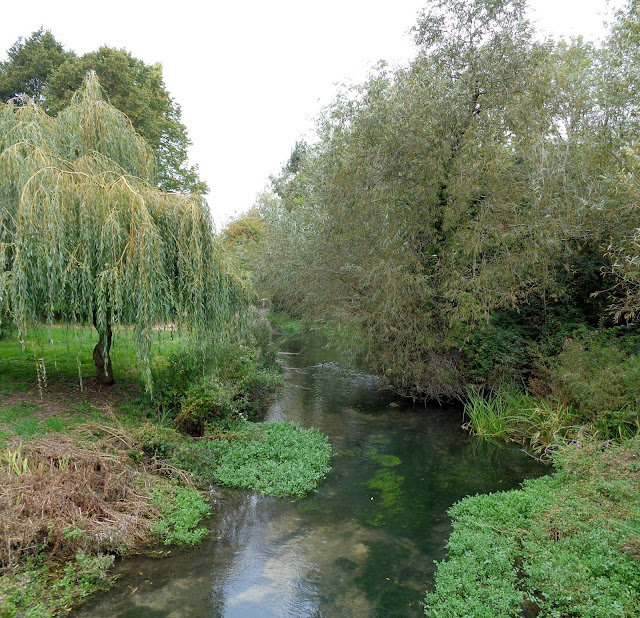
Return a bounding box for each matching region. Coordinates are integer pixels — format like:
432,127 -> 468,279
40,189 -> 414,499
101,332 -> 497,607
256,0 -> 638,399
258,0 -> 553,398
0,33 -> 205,194
595,0 -> 640,322
0,29 -> 72,104
45,47 -> 207,194
222,207 -> 268,249
0,73 -> 245,388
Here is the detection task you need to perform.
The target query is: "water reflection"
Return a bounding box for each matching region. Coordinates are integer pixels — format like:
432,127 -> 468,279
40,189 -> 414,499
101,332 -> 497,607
75,340 -> 547,617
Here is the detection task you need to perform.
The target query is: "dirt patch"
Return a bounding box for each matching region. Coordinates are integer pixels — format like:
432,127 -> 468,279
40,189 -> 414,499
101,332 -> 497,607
1,378 -> 143,419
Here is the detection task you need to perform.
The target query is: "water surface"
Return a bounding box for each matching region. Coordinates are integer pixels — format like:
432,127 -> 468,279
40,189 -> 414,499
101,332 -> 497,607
76,340 -> 547,617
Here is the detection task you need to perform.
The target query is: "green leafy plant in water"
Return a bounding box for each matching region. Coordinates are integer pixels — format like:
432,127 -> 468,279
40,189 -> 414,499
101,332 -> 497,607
371,454 -> 401,467
212,421 -> 332,497
367,469 -> 405,510
364,444 -> 404,526
151,485 -> 210,546
425,438 -> 640,617
54,550 -> 115,592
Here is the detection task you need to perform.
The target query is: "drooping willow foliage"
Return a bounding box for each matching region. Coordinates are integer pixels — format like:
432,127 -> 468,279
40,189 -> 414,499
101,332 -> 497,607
0,72 -> 248,389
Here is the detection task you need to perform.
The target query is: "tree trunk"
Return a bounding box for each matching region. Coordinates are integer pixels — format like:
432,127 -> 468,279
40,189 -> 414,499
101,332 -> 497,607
93,322 -> 114,385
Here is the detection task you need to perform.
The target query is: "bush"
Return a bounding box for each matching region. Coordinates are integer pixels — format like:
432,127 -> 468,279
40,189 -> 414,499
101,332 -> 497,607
172,343 -> 282,434
462,302 -> 594,390
152,334 -> 282,435
531,327 -> 640,438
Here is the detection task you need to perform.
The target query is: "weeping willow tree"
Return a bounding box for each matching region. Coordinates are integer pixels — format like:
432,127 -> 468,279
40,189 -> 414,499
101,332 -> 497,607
0,72 -> 246,388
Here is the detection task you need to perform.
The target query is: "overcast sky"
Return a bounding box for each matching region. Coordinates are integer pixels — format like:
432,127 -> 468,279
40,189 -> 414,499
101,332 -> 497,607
1,0 -> 623,227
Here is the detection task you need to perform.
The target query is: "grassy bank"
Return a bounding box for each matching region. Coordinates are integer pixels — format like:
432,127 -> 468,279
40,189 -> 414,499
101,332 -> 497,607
425,438 -> 640,617
0,321 -> 330,616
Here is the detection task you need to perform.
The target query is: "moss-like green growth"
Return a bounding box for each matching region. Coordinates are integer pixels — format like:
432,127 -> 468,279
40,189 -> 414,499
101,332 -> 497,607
371,454 -> 401,467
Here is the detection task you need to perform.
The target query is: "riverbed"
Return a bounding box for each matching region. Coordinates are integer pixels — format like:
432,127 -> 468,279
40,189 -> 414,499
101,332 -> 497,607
75,339 -> 547,617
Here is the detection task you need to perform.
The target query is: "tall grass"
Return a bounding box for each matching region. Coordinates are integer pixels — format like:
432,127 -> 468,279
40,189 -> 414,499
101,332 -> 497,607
463,387 -> 577,452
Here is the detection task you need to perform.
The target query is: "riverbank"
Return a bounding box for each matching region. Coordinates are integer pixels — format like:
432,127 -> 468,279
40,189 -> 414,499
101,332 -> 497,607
72,335 -> 544,617
425,436 -> 640,617
0,323 -> 330,616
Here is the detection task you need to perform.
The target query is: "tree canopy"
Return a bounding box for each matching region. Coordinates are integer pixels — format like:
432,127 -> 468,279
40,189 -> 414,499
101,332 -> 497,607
0,73 -> 245,388
0,31 -> 205,193
252,0 -> 640,400
0,28 -> 73,103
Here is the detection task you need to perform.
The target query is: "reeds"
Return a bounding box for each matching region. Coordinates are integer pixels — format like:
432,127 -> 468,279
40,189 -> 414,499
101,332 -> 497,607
463,386 -> 577,454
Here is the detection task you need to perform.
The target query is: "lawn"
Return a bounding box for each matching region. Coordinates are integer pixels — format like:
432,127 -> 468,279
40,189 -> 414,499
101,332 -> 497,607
0,324 -> 187,445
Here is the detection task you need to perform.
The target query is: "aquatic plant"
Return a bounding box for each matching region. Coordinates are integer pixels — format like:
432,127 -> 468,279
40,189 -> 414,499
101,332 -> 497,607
425,438 -> 640,617
210,421 -> 331,497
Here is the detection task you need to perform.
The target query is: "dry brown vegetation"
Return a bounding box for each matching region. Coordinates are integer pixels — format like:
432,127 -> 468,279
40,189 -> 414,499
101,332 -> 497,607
0,433 -> 159,570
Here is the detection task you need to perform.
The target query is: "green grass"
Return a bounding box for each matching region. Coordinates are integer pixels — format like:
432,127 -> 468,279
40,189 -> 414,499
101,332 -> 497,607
0,402 -> 139,444
0,326 -> 191,440
0,324 -> 187,392
0,403 -> 39,424
425,438 -> 640,617
464,384 -> 640,456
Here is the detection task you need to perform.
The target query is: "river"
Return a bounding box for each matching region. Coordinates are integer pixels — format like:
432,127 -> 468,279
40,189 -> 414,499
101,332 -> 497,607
75,338 -> 547,617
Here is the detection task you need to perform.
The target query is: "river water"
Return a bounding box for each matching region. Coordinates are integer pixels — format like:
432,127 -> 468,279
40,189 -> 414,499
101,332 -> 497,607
76,339 -> 547,617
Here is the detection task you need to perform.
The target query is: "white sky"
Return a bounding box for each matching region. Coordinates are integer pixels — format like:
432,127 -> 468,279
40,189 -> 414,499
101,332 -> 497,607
1,0 -> 623,227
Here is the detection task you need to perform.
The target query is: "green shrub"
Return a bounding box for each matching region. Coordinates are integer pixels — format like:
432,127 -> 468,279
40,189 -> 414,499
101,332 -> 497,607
153,338 -> 282,435
175,375 -> 239,435
132,423 -> 183,457
532,327 -> 640,437
462,302 -> 596,390
266,311 -> 305,336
